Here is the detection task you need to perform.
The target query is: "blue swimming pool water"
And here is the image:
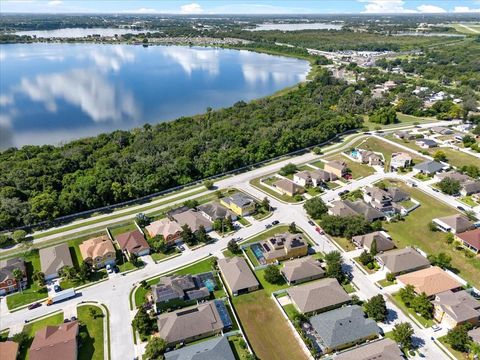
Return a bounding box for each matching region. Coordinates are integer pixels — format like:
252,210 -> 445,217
250,243 -> 265,262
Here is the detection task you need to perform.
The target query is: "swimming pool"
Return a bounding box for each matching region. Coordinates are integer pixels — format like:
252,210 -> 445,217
250,243 -> 266,265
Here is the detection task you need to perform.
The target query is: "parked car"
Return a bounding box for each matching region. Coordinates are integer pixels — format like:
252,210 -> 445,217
106,264 -> 113,274
308,220 -> 315,226
265,224 -> 272,229
432,325 -> 442,332
272,220 -> 279,225
53,284 -> 62,293
315,227 -> 324,235
457,206 -> 465,211
113,266 -> 119,273
28,302 -> 41,310
71,316 -> 77,321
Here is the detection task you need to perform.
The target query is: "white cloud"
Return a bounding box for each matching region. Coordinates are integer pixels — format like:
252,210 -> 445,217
48,0 -> 62,6
125,7 -> 158,14
180,3 -> 203,14
454,6 -> 480,13
417,4 -> 446,13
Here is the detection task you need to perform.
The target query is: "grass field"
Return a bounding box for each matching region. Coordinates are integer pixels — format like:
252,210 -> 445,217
390,293 -> 434,328
326,154 -> 375,178
363,113 -> 436,130
383,180 -> 480,289
255,266 -> 290,294
20,311 -> 64,359
250,177 -> 303,203
232,291 -> 308,360
109,222 -> 138,238
77,305 -> 105,360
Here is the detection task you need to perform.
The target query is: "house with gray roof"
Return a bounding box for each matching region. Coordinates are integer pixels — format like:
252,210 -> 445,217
415,138 -> 438,149
287,278 -> 350,315
461,181 -> 480,196
469,327 -> 480,345
281,257 -> 325,285
434,171 -> 470,184
433,214 -> 474,234
197,202 -> 237,222
335,338 -> 403,360
157,300 -> 232,346
413,160 -> 446,175
39,243 -> 74,280
273,179 -> 303,197
376,247 -> 430,275
217,257 -> 259,296
329,200 -> 385,222
164,335 -> 235,360
309,305 -> 380,353
172,209 -> 213,233
352,231 -> 395,252
433,290 -> 480,328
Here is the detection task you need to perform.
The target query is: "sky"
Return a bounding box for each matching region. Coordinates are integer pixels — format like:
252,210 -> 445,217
1,0 -> 480,14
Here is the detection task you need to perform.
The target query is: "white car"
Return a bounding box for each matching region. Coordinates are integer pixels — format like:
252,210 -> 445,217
431,324 -> 442,332
106,264 -> 113,274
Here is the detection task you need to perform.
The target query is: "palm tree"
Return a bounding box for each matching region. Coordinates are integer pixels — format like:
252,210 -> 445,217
12,268 -> 24,293
32,271 -> 45,286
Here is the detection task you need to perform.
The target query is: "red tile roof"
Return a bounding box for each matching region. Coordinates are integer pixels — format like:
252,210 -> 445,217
116,230 -> 150,254
457,228 -> 480,251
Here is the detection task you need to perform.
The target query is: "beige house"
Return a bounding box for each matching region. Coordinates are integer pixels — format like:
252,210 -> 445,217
281,257 -> 325,285
30,321 -> 79,360
324,160 -> 347,178
273,179 -> 303,197
39,243 -> 74,281
376,247 -> 430,275
433,290 -> 480,328
352,231 -> 395,252
79,235 -> 116,269
145,218 -> 183,246
217,257 -> 259,296
172,209 -> 213,233
397,266 -> 463,297
259,233 -> 308,264
335,338 -> 403,360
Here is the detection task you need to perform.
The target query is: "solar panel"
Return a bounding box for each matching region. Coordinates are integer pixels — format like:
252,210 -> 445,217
214,300 -> 232,328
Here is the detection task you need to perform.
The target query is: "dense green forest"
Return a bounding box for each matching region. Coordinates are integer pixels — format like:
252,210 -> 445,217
0,70 -> 367,230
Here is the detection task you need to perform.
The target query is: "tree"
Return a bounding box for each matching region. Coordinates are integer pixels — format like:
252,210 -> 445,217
261,197 -> 270,211
132,306 -> 155,338
427,252 -> 452,269
469,341 -> 480,358
288,222 -> 297,233
203,180 -> 214,190
144,337 -> 167,360
77,262 -> 92,283
227,239 -> 240,254
411,292 -> 433,319
12,230 -> 28,243
386,272 -> 395,283
12,332 -> 29,352
183,199 -> 199,209
88,307 -> 98,319
445,232 -> 454,244
264,265 -> 283,284
181,225 -> 196,246
392,322 -> 414,350
12,268 -> 24,293
438,178 -> 461,195
433,150 -> 447,162
224,215 -> 234,231
369,106 -> 398,125
196,225 -> 209,243
130,253 -> 141,267
359,250 -> 374,266
59,265 -> 77,280
325,251 -> 345,283
445,325 -> 471,352
364,295 -> 388,322
150,235 -> 167,254
135,213 -> 150,227
279,163 -> 298,176
32,271 -> 45,286
399,284 -> 416,307
303,197 -> 328,219
370,238 -> 378,256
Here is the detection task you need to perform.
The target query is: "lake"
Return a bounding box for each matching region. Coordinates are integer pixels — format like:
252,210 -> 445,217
0,43 -> 309,149
15,28 -> 144,38
250,22 -> 342,31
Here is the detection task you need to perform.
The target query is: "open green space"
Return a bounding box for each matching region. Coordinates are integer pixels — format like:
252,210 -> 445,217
77,305 -> 105,360
326,154 -> 375,178
363,113 -> 436,130
282,303 -> 298,321
383,180 -> 480,289
330,235 -> 356,251
378,278 -> 396,288
309,160 -> 325,169
109,222 -> 138,238
232,291 -> 308,360
250,177 -> 303,203
255,266 -> 289,294
460,196 -> 478,207
390,293 -> 434,328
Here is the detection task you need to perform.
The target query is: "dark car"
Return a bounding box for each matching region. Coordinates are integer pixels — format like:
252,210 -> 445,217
28,302 -> 41,310
457,206 -> 465,211
272,220 -> 279,225
265,224 -> 272,229
54,284 -> 62,292
71,316 -> 77,321
114,266 -> 120,273
308,220 -> 315,226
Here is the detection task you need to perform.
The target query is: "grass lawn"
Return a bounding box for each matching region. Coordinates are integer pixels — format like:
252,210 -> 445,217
252,209 -> 271,221
326,155 -> 374,179
354,258 -> 379,274
6,250 -> 48,310
238,216 -> 252,226
378,278 -> 396,288
309,160 -> 325,169
383,180 -> 480,289
244,246 -> 260,267
109,222 -> 138,238
282,303 -> 298,321
438,335 -> 468,360
20,311 -> 64,359
232,291 -> 308,360
228,335 -> 251,360
250,178 -> 302,203
363,113 -> 435,130
255,267 -> 290,294
390,293 -> 435,328
342,283 -> 356,294
77,305 -> 104,360
305,186 -> 323,196
460,196 -> 478,207
242,225 -> 290,245
330,236 -> 356,251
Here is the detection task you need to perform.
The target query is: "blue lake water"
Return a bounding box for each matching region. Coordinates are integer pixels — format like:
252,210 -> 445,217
0,43 -> 309,149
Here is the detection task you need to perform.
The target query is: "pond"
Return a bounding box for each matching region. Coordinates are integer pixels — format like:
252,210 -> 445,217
0,43 -> 309,148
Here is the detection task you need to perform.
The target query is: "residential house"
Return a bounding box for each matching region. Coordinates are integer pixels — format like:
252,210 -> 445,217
324,160 -> 348,178
116,230 -> 150,257
469,328 -> 480,345
293,169 -> 337,187
461,181 -> 480,197
383,80 -> 397,90
29,321 -> 79,360
359,151 -> 383,166
335,338 -> 403,360
217,257 -> 259,296
258,233 -> 308,264
432,126 -> 454,135
329,200 -> 385,222
390,152 -> 412,170
413,160 -> 446,175
197,202 -> 237,222
281,257 -> 325,285
0,257 -> 26,295
157,300 -> 232,346
145,218 -> 183,246
79,235 -> 116,269
39,243 -> 74,281
376,247 -> 430,275
434,171 -> 470,183
151,273 -> 215,311
287,278 -> 350,315
456,228 -> 480,254
164,335 -> 236,360
0,341 -> 19,360
352,231 -> 395,252
273,179 -> 303,197
415,138 -> 438,149
309,305 -> 380,353
363,186 -> 394,213
172,209 -> 213,233
397,266 -> 463,297
394,131 -> 415,140
220,193 -> 256,216
433,214 -> 474,234
387,187 -> 410,203
433,290 -> 480,328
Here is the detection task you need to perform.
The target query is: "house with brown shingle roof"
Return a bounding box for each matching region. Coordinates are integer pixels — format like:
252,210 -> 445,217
172,209 -> 213,233
287,278 -> 350,315
0,341 -> 19,360
352,231 -> 395,252
273,179 -> 303,197
116,230 -> 150,257
29,321 -> 79,360
281,257 -> 325,285
217,257 -> 259,296
456,228 -> 480,254
259,233 -> 308,264
39,243 -> 74,281
433,214 -> 475,234
324,160 -> 348,178
335,338 -> 403,360
376,247 -> 430,275
469,327 -> 480,344
145,218 -> 183,246
0,257 -> 26,295
397,266 -> 463,297
79,235 -> 116,269
433,290 -> 480,328
329,200 -> 385,222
